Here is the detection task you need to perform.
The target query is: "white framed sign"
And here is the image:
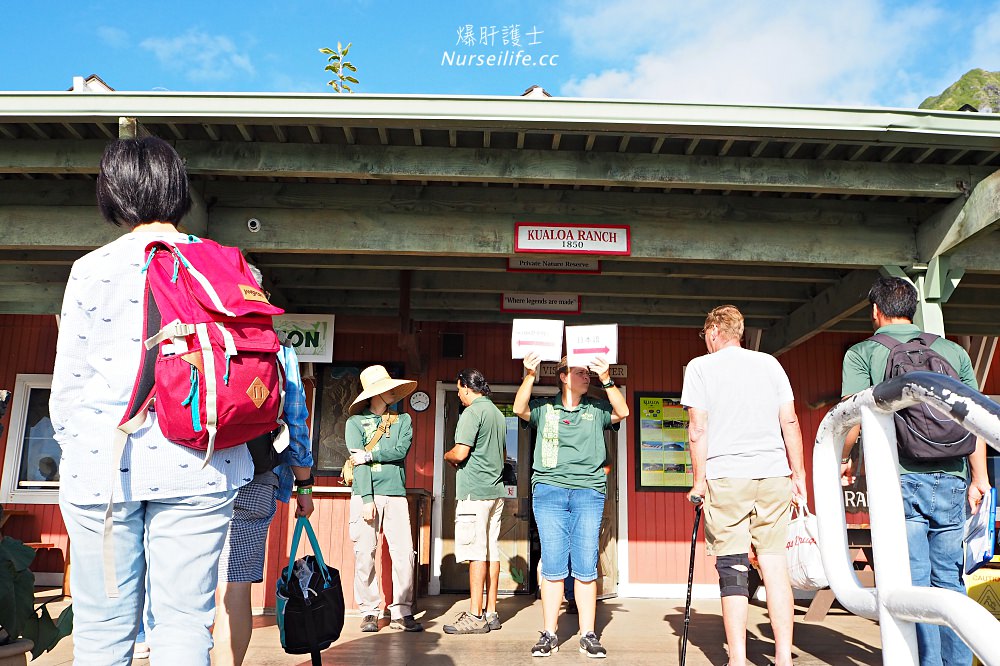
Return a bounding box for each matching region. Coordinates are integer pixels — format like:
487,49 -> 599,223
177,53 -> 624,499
274,314 -> 336,363
501,293 -> 581,314
566,324 -> 619,367
515,222 -> 630,255
511,319 -> 564,361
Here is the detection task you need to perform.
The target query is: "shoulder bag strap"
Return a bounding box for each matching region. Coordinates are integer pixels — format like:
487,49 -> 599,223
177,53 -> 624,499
363,411 -> 399,452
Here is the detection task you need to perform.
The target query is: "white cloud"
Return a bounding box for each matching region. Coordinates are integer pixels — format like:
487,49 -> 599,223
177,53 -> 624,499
97,26 -> 129,49
558,0 -> 944,107
967,4 -> 1000,72
140,29 -> 255,82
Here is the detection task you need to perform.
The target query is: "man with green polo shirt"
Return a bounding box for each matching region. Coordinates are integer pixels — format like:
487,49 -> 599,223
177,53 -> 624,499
841,276 -> 989,666
443,369 -> 508,635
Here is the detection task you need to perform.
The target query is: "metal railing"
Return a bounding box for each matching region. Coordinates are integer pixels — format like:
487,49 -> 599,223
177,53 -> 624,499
813,371 -> 1000,665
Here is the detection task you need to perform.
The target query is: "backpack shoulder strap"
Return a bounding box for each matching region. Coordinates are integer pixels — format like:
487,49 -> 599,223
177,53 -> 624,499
869,333 -> 903,350
916,332 -> 940,347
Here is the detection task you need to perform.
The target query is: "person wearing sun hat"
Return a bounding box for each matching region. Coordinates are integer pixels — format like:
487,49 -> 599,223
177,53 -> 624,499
345,365 -> 423,633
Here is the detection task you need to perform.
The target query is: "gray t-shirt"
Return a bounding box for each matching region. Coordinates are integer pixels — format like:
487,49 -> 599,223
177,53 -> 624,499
680,346 -> 794,480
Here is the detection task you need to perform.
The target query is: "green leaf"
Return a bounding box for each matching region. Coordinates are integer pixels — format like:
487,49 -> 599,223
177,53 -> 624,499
0,536 -> 38,573
30,605 -> 58,659
337,41 -> 342,52
343,85 -> 352,93
344,63 -> 357,72
344,76 -> 359,84
341,44 -> 350,56
318,47 -> 334,54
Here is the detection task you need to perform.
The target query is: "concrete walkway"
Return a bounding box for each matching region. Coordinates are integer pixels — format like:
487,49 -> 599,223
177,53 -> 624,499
32,592 -> 882,665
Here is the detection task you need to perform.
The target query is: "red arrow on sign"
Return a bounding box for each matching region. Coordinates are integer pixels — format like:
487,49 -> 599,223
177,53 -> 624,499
572,346 -> 610,354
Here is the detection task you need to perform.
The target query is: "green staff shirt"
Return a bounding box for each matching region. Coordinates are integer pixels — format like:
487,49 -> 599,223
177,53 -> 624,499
528,395 -> 616,494
841,323 -> 977,478
346,410 -> 413,503
453,396 -> 507,501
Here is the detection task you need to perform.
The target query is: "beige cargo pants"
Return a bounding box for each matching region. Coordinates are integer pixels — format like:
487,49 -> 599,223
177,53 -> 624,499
349,494 -> 415,619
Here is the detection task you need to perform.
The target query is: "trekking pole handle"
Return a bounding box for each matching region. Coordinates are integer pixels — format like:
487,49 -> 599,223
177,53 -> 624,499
689,495 -> 703,506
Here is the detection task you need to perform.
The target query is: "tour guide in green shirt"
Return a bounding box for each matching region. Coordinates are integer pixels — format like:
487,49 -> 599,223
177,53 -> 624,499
513,352 -> 628,659
345,365 -> 423,634
442,369 -> 508,636
840,277 -> 988,666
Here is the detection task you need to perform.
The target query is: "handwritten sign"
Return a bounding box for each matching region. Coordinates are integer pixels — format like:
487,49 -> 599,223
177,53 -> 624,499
565,324 -> 618,368
511,318 -> 563,361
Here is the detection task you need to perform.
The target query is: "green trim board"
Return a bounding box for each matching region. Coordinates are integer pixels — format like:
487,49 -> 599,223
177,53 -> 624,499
634,393 -> 692,491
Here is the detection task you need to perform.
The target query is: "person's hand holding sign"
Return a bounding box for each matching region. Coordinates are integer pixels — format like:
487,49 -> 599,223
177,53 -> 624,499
523,351 -> 541,376
588,356 -> 611,384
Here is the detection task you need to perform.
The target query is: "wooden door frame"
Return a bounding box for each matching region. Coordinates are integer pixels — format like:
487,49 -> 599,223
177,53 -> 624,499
429,381 -> 557,595
429,381 -> 630,598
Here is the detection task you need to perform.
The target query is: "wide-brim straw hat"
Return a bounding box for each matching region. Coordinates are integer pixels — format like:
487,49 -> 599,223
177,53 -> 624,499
349,365 -> 417,415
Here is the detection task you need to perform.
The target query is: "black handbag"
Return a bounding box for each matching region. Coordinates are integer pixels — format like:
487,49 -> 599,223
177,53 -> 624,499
276,517 -> 345,665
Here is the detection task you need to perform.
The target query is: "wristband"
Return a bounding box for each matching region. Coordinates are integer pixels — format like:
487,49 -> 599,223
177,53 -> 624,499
841,458 -> 850,464
601,379 -> 615,389
294,475 -> 315,487
364,451 -> 374,463
296,487 -> 313,495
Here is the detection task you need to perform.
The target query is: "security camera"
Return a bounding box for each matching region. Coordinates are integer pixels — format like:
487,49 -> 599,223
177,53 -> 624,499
247,218 -> 261,233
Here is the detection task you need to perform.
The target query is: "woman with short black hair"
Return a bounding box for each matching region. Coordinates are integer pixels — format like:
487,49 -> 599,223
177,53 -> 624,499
52,137 -> 253,665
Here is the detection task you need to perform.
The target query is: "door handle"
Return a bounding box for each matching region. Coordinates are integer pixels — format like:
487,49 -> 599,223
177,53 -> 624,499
513,497 -> 531,520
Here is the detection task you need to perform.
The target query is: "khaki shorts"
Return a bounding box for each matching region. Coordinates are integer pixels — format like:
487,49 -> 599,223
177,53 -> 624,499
455,498 -> 504,563
704,476 -> 793,556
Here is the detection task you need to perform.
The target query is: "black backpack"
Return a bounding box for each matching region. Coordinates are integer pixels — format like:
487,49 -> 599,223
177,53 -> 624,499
871,332 -> 976,461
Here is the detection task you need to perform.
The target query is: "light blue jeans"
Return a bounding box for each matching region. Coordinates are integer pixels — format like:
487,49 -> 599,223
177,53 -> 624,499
900,472 -> 972,666
532,483 -> 605,582
60,491 -> 236,666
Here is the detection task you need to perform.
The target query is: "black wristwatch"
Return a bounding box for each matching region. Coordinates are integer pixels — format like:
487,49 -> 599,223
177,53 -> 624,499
601,379 -> 615,389
294,475 -> 315,488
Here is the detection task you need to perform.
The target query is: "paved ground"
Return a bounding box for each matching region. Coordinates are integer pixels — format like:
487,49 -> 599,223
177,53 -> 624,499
31,591 -> 882,665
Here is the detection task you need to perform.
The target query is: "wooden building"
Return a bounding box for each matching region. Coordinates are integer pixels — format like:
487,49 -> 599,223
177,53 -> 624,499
1,87 -> 1000,610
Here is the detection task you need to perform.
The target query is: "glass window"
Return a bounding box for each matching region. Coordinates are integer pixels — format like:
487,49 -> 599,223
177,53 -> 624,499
311,363 -> 405,476
1,375 -> 60,504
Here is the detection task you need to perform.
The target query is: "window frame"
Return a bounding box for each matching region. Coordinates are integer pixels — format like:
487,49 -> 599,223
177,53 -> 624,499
0,373 -> 59,505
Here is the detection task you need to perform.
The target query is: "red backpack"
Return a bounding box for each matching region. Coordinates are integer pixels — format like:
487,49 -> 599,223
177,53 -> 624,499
117,236 -> 286,463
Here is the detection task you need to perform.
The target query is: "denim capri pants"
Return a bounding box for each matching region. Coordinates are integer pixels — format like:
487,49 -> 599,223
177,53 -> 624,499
532,482 -> 605,582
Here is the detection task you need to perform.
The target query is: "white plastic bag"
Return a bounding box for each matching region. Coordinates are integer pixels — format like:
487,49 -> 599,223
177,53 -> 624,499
786,504 -> 829,591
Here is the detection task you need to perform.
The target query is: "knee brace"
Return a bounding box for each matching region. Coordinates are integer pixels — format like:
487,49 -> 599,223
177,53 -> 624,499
715,554 -> 752,598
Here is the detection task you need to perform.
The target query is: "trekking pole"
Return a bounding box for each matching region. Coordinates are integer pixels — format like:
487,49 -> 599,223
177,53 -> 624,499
680,495 -> 703,666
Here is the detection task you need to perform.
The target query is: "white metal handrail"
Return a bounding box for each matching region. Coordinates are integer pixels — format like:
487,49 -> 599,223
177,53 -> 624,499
814,371 -> 1000,665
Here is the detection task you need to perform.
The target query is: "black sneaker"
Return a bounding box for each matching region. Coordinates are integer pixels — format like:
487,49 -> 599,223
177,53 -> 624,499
579,632 -> 607,659
531,631 -> 559,657
389,614 -> 424,632
565,599 -> 578,615
360,614 -> 379,632
486,612 -> 501,630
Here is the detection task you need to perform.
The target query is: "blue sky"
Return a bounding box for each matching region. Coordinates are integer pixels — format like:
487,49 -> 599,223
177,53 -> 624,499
5,0 -> 1000,109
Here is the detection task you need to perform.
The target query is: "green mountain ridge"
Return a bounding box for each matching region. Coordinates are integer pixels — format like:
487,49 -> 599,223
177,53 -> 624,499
920,68 -> 1000,111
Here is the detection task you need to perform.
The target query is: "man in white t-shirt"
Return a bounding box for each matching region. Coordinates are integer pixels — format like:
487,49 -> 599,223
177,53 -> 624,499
681,305 -> 806,666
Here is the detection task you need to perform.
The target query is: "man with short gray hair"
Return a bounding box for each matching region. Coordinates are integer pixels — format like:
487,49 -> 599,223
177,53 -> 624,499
682,305 -> 806,666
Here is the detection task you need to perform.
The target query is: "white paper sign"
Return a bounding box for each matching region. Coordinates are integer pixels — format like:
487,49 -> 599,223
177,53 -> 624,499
511,319 -> 564,361
565,324 -> 619,368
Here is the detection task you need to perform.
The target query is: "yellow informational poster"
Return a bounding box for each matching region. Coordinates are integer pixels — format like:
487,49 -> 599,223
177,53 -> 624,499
635,394 -> 692,490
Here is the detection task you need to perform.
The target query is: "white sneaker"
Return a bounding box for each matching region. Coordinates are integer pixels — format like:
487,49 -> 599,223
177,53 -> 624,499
133,642 -> 150,659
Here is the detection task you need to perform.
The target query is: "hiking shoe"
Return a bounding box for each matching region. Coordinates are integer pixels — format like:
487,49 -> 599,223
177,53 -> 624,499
389,614 -> 424,632
579,632 -> 607,658
443,611 -> 491,634
360,614 -> 379,632
486,612 -> 502,630
531,631 -> 559,657
565,599 -> 578,614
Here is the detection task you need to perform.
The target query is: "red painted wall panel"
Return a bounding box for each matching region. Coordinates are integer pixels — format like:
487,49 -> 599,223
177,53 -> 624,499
7,314 -> 1000,596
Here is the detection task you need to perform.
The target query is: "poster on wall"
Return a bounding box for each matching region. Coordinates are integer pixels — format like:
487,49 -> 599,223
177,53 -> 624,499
273,314 -> 335,363
635,393 -> 693,491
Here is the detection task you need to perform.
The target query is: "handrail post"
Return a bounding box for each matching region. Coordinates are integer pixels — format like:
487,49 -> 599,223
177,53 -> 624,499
859,406 -> 918,663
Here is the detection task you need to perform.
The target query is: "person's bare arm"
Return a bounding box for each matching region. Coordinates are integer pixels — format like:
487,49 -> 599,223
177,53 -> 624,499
444,443 -> 472,468
687,407 -> 708,503
513,352 -> 539,421
779,400 -> 807,502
